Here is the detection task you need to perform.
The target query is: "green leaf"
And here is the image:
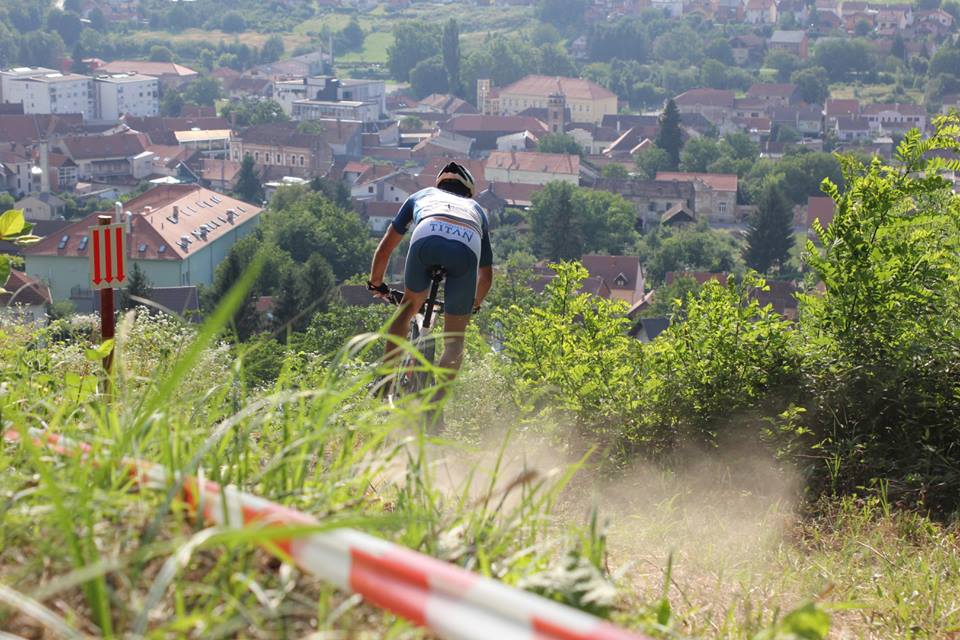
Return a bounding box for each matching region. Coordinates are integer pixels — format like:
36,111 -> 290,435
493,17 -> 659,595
0,209 -> 25,238
0,255 -> 9,288
84,339 -> 115,362
779,602 -> 830,639
65,372 -> 98,402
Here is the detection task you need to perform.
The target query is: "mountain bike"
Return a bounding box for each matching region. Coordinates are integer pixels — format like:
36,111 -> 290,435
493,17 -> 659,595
373,266 -> 446,400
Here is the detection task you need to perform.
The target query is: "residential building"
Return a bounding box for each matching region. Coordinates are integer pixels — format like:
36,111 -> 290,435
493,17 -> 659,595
746,83 -> 802,108
592,178 -> 696,227
351,170 -> 419,203
0,145 -> 36,197
174,129 -> 232,157
806,195 -> 835,242
411,130 -> 474,161
0,67 -> 57,103
24,184 -> 263,300
730,34 -> 767,65
15,193 -> 66,221
275,76 -> 385,121
652,0 -> 684,17
484,151 -> 580,185
673,88 -> 735,126
1,269 -> 51,324
57,133 -> 151,181
655,171 -> 739,223
1,71 -> 94,120
249,50 -> 329,80
229,121 -> 356,177
408,93 -> 478,117
496,75 -> 617,125
768,30 -> 809,60
0,113 -> 83,146
771,106 -> 823,137
122,115 -> 231,146
824,98 -> 860,127
93,73 -> 160,121
94,61 -> 198,89
745,0 -> 778,23
441,114 -> 548,150
834,116 -> 872,141
861,102 -> 927,134
581,254 -> 644,304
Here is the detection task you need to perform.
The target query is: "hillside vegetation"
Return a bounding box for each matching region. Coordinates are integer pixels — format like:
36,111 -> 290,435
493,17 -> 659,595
2,122 -> 960,638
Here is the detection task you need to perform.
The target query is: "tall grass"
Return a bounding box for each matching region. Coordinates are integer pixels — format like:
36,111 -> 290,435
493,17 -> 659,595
0,289 -> 621,637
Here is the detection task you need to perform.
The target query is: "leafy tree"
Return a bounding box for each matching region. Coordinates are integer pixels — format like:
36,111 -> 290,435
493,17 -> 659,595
601,163 -> 630,179
636,222 -> 741,284
790,66 -> 829,105
700,59 -> 729,89
530,23 -> 562,47
680,137 -> 722,173
260,35 -> 284,64
528,183 -> 636,261
400,115 -> 423,130
409,56 -> 448,98
638,274 -> 701,318
335,19 -> 365,53
221,12 -> 247,33
442,19 -> 461,96
854,19 -> 872,36
462,35 -> 535,101
309,176 -> 351,209
387,21 -> 441,82
218,53 -> 242,71
19,31 -> 65,68
160,88 -> 185,117
88,7 -> 106,31
634,144 -> 673,178
536,133 -> 584,156
149,45 -> 174,62
220,98 -> 288,126
656,99 -> 682,170
743,177 -> 794,274
47,9 -> 83,46
653,25 -> 702,66
235,155 -> 264,205
588,19 -> 648,62
813,38 -> 875,81
71,42 -> 89,74
121,263 -> 153,310
536,43 -> 578,77
764,49 -> 800,83
182,76 -> 222,106
703,38 -> 735,65
536,0 -> 589,28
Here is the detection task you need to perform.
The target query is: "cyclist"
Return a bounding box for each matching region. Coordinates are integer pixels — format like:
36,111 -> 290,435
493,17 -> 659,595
367,161 -> 493,402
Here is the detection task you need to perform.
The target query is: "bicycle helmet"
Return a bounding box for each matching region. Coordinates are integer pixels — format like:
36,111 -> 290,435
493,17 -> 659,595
436,161 -> 476,198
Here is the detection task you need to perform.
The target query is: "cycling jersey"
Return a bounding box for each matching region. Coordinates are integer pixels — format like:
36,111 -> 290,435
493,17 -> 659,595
392,188 -> 493,267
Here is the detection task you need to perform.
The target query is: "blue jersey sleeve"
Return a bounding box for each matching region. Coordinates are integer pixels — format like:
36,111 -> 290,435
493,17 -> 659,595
391,196 -> 415,234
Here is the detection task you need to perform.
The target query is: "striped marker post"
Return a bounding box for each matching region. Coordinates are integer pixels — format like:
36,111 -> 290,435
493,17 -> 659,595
4,428 -> 652,640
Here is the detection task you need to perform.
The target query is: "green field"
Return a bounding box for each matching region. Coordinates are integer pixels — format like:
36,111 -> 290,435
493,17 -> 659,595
337,30 -> 393,64
829,82 -> 924,104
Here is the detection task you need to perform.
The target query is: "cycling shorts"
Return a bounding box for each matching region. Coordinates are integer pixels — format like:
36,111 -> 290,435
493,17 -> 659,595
404,235 -> 477,315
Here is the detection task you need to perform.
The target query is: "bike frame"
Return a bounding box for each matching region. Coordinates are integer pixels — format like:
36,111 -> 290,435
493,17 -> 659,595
386,267 -> 446,398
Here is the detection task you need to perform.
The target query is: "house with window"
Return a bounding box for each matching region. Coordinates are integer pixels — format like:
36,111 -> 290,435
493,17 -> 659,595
592,177 -> 696,228
745,0 -> 779,23
655,171 -> 739,224
580,254 -> 645,304
496,75 -> 617,125
746,83 -> 802,108
768,30 -> 809,60
673,88 -> 735,126
24,184 -> 263,301
861,103 -> 927,134
15,192 -> 66,221
484,151 -> 580,186
56,133 -> 152,181
228,121 -> 356,178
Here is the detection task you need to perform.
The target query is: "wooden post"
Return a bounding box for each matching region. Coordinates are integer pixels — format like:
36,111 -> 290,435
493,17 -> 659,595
98,214 -> 115,373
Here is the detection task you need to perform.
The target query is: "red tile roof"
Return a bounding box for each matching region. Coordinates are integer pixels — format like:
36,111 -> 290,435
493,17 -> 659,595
444,115 -> 548,135
674,88 -> 735,108
486,151 -> 580,176
1,269 -> 51,306
98,60 -> 198,78
59,133 -> 147,160
655,171 -> 738,192
581,255 -> 641,291
861,102 -> 925,116
25,184 -> 262,261
825,98 -> 860,116
500,75 -> 616,101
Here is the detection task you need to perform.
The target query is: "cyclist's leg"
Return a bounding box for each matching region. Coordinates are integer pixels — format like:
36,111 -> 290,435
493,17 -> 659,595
386,238 -> 432,363
431,245 -> 478,403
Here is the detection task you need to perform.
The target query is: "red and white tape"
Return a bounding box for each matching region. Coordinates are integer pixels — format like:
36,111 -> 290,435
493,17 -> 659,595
4,428 -> 651,640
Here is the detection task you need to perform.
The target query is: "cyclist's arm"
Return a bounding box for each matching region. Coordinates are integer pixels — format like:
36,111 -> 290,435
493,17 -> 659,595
370,198 -> 414,286
474,218 -> 494,307
369,226 -> 403,286
475,265 -> 493,308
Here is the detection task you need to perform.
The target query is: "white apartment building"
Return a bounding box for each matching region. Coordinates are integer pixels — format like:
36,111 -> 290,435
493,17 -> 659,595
2,71 -> 95,120
94,73 -> 159,121
0,67 -> 56,102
